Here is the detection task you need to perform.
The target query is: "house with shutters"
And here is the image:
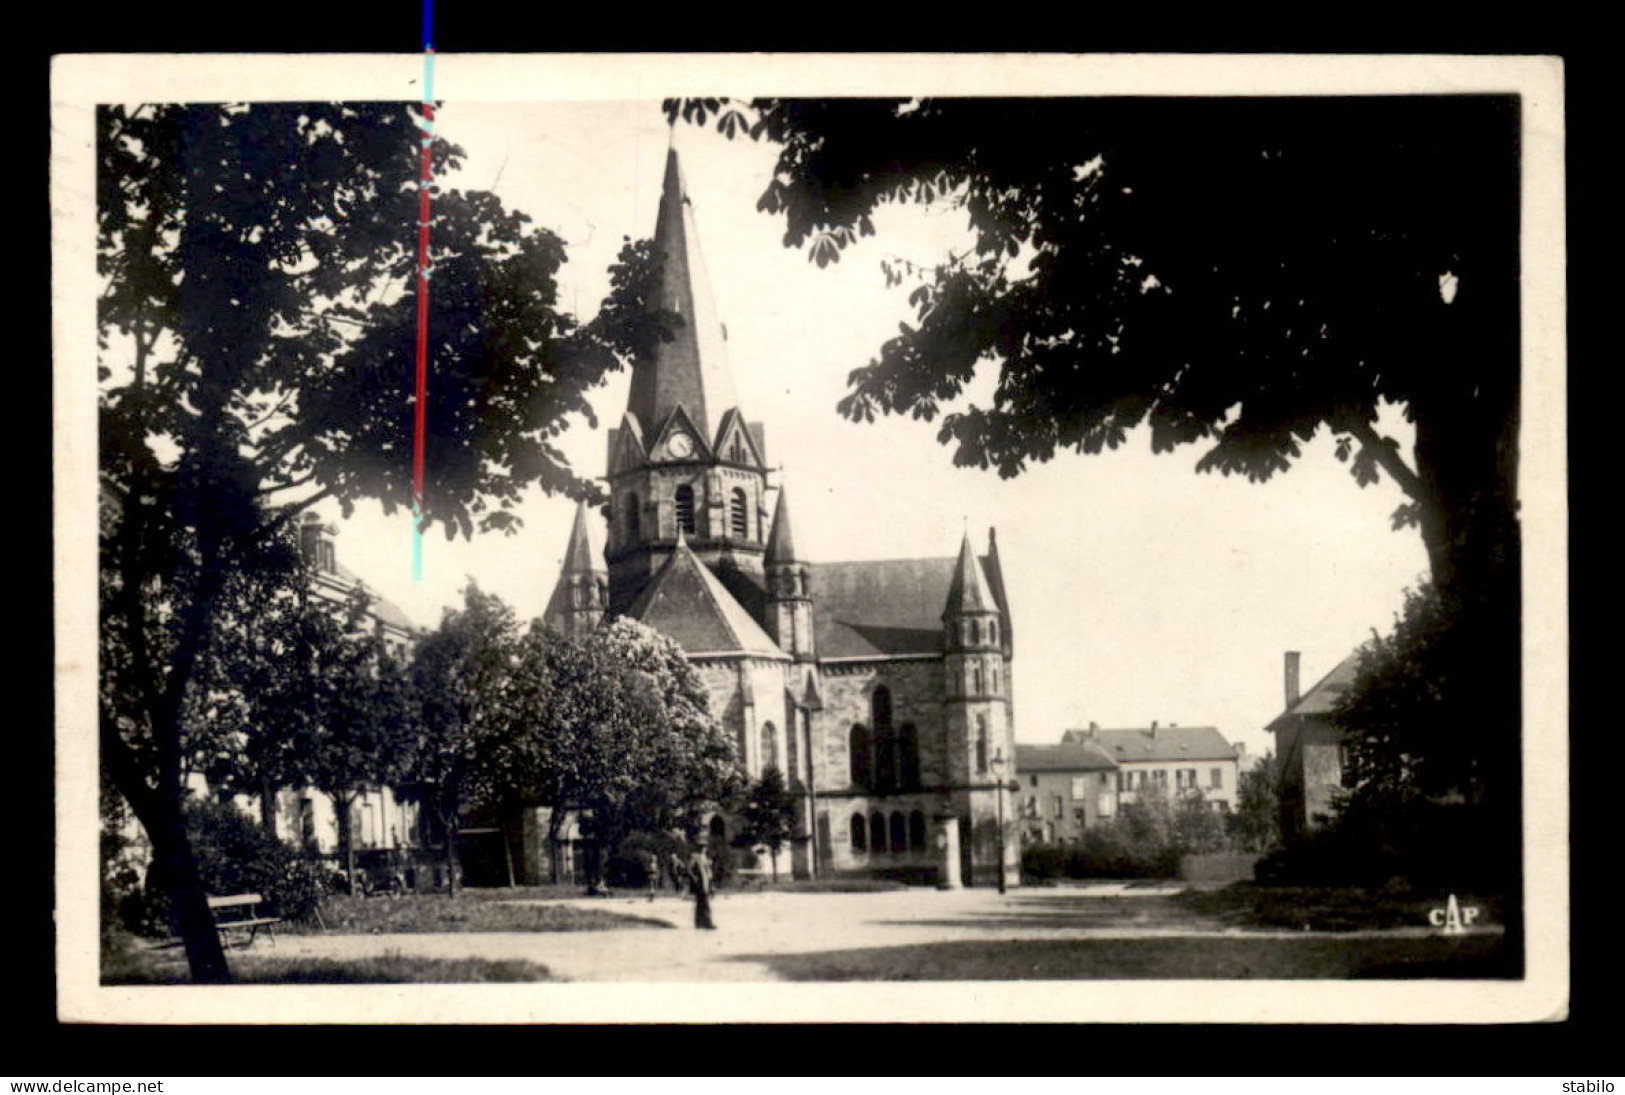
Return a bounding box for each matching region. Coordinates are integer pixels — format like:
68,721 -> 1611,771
538,147 -> 1019,886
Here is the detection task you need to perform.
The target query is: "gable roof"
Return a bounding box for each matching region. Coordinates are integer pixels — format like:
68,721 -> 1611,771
1016,742 -> 1119,773
813,555 -> 988,659
626,536 -> 788,659
1061,725 -> 1237,763
1268,652 -> 1362,727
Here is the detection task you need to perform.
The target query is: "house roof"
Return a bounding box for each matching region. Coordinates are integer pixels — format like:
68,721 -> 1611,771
812,555 -> 990,659
625,535 -> 788,659
1016,742 -> 1119,773
1268,652 -> 1363,725
1061,725 -> 1238,763
322,564 -> 415,634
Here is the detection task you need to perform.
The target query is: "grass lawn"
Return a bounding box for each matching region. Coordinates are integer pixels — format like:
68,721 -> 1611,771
1175,883 -> 1505,932
103,945 -> 554,984
731,933 -> 1515,981
293,892 -> 674,934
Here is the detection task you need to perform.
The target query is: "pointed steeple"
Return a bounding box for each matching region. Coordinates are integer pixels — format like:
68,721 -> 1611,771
983,526 -> 1012,649
625,146 -> 741,446
944,529 -> 996,616
765,486 -> 798,564
542,500 -> 607,636
562,499 -> 596,573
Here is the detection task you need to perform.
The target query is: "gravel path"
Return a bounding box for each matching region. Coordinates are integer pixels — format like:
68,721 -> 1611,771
256,884 -> 1498,982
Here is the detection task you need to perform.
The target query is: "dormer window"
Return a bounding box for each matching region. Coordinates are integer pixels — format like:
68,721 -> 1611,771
729,488 -> 748,538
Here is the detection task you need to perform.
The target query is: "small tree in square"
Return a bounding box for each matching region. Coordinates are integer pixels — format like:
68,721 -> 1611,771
739,766 -> 795,883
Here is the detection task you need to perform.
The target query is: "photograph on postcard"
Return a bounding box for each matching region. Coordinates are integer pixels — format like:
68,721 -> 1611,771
53,54 -> 1567,1023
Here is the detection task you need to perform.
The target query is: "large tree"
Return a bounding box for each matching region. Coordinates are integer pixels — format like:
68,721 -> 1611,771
493,618 -> 743,892
97,101 -> 644,981
669,92 -> 1523,891
402,582 -> 521,896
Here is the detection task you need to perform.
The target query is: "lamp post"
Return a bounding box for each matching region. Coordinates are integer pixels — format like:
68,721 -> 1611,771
990,748 -> 1007,895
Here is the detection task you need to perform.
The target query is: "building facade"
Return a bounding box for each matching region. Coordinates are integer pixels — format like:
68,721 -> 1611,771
541,148 -> 1020,886
1012,741 -> 1119,845
1061,723 -> 1242,813
1266,650 -> 1358,839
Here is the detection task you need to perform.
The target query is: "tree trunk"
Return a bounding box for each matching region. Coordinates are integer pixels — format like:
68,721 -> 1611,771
258,775 -> 278,837
102,727 -> 232,983
334,792 -> 356,893
440,811 -> 461,897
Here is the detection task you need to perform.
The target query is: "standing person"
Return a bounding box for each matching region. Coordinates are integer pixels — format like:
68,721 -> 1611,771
640,849 -> 659,902
689,844 -> 716,930
666,850 -> 686,893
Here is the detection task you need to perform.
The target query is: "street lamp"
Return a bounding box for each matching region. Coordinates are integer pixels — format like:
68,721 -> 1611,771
990,748 -> 1007,895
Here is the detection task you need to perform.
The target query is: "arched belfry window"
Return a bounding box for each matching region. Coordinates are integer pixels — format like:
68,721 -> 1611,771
849,725 -> 871,788
972,663 -> 984,695
626,493 -> 640,541
851,813 -> 867,853
730,488 -> 749,539
760,721 -> 778,773
675,485 -> 696,535
989,619 -> 998,644
970,619 -> 981,645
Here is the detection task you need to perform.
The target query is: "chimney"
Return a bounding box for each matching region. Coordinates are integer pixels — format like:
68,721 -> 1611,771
1150,720 -> 1160,739
300,512 -> 336,574
1088,721 -> 1099,736
1284,651 -> 1302,708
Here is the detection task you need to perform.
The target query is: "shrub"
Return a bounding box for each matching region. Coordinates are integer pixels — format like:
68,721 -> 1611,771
122,798 -> 325,934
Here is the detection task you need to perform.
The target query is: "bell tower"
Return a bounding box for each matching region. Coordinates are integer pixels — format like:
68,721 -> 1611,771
604,146 -> 771,616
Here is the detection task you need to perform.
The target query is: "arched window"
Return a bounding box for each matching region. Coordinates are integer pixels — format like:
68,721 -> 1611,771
909,810 -> 927,851
990,664 -> 999,693
730,488 -> 749,539
989,619 -> 998,644
785,714 -> 800,786
849,724 -> 871,788
870,812 -> 886,854
972,663 -> 983,695
977,716 -> 989,775
760,721 -> 778,773
970,619 -> 981,645
850,813 -> 867,853
675,485 -> 697,535
899,724 -> 920,790
889,812 -> 907,854
872,687 -> 895,791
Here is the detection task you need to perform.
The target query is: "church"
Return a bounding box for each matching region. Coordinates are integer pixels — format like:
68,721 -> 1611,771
542,148 -> 1019,887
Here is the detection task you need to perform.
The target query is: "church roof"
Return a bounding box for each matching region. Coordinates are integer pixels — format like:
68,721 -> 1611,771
1061,725 -> 1238,763
812,555 -> 995,659
624,146 -> 741,446
944,530 -> 997,616
1016,742 -> 1119,773
625,535 -> 788,659
561,499 -> 598,574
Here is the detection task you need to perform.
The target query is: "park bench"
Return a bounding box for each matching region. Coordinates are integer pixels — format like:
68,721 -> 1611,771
207,893 -> 281,948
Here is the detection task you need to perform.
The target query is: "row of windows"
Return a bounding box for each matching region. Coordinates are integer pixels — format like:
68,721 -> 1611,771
1114,767 -> 1226,792
737,719 -> 799,781
850,809 -> 929,854
619,486 -> 753,541
961,617 -> 998,646
848,687 -> 923,791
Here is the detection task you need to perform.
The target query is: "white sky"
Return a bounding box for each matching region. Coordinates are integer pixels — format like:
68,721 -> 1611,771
325,99 -> 1431,760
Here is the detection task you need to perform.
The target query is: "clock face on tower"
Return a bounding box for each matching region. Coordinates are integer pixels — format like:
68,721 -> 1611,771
665,431 -> 695,460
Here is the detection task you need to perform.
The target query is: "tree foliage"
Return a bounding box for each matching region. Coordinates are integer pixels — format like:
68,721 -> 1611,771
739,766 -> 795,881
97,101 -> 651,980
1228,753 -> 1283,855
665,96 -> 1520,602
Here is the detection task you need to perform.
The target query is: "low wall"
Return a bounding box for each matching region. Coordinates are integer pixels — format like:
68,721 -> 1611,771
1178,853 -> 1261,883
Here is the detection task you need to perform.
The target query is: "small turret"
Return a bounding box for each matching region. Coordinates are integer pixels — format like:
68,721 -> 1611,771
542,500 -> 608,636
765,487 -> 814,659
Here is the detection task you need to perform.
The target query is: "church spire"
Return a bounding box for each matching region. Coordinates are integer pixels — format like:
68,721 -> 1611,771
766,485 -> 798,564
625,146 -> 741,447
542,499 -> 607,636
944,529 -> 996,617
